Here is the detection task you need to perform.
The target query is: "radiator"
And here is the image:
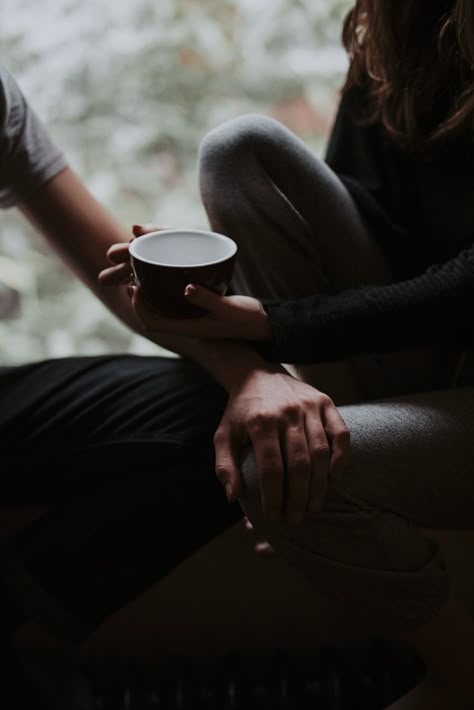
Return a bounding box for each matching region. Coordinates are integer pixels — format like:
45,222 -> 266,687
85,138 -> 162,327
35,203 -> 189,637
79,642 -> 424,709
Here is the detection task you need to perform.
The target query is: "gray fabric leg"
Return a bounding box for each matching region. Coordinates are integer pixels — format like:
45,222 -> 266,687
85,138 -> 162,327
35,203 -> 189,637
199,114 -> 473,631
199,113 -> 455,399
199,113 -> 391,299
239,387 -> 474,631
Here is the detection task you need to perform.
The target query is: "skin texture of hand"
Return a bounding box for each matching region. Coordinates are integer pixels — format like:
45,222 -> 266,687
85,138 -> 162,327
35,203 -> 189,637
97,223 -> 160,286
98,224 -> 271,341
215,368 -> 350,525
130,285 -> 271,341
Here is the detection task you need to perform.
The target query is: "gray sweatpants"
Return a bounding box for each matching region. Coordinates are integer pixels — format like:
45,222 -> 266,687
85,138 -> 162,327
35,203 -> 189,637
198,114 -> 474,631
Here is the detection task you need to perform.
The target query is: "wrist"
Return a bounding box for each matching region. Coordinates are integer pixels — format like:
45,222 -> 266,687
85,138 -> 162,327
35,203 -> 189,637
221,348 -> 284,393
147,333 -> 283,393
198,340 -> 283,392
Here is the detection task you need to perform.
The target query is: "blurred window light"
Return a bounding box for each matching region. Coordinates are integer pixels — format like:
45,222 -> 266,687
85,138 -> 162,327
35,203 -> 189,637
1,0 -> 351,363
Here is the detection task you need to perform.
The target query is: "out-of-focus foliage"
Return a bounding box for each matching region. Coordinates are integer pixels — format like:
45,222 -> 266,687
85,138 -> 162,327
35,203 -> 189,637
0,0 -> 352,363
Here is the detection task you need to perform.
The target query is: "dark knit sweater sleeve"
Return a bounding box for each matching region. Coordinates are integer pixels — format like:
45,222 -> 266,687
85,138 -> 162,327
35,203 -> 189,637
254,245 -> 474,364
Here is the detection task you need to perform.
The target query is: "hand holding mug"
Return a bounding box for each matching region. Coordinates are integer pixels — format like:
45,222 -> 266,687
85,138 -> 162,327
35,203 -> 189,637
98,224 -> 271,341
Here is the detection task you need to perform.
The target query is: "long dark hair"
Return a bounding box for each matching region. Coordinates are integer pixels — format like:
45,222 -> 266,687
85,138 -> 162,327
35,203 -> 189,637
342,0 -> 474,151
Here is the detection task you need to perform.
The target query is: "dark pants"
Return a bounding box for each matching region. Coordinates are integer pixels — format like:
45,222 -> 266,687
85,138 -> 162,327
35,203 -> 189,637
0,355 -> 242,639
2,114 -> 474,640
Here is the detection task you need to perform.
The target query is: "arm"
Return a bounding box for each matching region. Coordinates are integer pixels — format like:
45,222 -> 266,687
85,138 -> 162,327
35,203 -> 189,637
113,226 -> 474,366
19,166 -> 272,390
257,244 -> 474,364
7,70 -> 349,526
22,173 -> 352,522
0,65 -> 263,390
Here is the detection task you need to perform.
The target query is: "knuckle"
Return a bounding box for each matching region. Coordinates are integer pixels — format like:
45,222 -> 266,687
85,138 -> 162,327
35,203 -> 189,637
282,403 -> 300,421
248,412 -> 274,432
335,426 -> 351,445
312,442 -> 330,458
213,428 -> 227,446
317,392 -> 333,407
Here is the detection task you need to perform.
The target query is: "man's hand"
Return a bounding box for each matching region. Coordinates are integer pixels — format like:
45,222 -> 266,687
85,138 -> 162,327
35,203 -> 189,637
97,223 -> 159,287
215,368 -> 350,525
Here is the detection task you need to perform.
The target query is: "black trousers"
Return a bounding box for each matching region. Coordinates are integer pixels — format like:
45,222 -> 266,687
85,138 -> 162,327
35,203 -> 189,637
0,355 -> 242,639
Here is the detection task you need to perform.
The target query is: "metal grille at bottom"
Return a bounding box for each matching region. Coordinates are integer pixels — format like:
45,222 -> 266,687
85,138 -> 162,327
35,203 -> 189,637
82,642 -> 424,710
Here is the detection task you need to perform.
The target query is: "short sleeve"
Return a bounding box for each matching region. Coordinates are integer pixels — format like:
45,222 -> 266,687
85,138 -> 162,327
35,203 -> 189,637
0,67 -> 68,208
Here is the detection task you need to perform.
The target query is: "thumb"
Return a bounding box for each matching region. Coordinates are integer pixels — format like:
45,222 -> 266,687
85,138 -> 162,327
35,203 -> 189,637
214,430 -> 242,502
184,284 -> 224,313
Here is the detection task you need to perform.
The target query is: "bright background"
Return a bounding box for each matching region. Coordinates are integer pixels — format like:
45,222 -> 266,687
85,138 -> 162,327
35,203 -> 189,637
0,0 -> 351,363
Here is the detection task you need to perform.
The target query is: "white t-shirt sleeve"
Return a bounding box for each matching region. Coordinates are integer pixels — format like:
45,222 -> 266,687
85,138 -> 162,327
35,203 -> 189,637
0,67 -> 68,208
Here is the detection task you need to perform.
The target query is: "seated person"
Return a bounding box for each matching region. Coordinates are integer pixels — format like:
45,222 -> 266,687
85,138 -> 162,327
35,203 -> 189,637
1,2 -> 474,707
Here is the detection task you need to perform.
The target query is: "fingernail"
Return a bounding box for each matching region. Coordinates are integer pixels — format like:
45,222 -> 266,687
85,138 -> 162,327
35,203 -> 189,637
224,482 -> 233,501
184,284 -> 197,297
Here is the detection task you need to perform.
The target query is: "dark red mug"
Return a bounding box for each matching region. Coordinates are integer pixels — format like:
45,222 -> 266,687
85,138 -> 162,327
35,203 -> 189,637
129,229 -> 237,318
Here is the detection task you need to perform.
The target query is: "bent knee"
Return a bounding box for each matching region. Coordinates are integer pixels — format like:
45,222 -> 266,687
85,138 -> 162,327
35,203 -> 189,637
199,113 -> 284,186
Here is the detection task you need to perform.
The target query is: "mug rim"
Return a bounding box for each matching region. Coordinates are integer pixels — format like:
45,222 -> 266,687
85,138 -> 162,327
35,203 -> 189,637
129,228 -> 237,269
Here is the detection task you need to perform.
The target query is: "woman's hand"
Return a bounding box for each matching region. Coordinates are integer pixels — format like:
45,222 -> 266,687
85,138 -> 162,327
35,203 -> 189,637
216,368 -> 350,525
98,223 -> 271,342
130,285 -> 271,341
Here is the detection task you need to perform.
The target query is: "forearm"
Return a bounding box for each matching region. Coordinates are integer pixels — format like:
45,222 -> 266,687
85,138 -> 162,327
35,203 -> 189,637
258,245 -> 474,364
19,167 -> 141,331
168,336 -> 284,391
20,167 -> 278,389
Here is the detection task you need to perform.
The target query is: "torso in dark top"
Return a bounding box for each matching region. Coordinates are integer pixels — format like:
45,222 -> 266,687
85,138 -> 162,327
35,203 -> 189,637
325,85 -> 474,279
257,85 -> 474,365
